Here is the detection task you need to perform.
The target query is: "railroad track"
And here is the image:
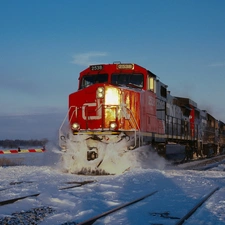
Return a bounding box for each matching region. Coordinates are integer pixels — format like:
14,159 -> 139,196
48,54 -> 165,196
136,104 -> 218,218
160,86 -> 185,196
59,187 -> 220,225
0,179 -> 96,225
0,180 -> 34,192
177,154 -> 225,171
1,155 -> 223,225
0,193 -> 40,206
0,180 -> 95,206
76,190 -> 158,225
194,158 -> 225,171
0,180 -> 221,225
175,187 -> 219,225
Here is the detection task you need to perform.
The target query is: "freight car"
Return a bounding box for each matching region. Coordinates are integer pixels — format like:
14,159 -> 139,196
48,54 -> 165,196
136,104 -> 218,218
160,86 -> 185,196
59,62 -> 225,171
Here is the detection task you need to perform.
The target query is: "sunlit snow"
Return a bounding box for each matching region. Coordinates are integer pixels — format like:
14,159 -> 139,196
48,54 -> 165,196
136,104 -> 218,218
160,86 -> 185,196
0,142 -> 225,225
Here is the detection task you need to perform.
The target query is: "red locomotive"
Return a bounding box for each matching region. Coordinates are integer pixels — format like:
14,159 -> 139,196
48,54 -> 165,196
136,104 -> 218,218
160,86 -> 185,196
59,62 -> 225,172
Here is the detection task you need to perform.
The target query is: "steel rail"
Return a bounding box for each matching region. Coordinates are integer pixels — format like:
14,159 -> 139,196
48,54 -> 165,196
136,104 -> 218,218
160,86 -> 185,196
59,180 -> 95,190
0,193 -> 40,206
77,190 -> 158,225
175,186 -> 220,225
193,156 -> 225,171
0,181 -> 34,192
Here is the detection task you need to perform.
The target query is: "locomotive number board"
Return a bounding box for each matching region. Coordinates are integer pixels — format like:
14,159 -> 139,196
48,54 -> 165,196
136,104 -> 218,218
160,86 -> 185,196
90,65 -> 103,71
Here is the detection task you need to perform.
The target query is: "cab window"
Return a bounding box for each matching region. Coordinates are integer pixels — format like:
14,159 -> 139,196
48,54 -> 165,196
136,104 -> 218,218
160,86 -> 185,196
79,74 -> 108,89
111,73 -> 143,88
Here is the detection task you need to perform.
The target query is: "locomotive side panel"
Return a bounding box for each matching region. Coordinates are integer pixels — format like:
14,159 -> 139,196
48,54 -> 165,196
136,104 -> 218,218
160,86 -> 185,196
140,91 -> 157,133
166,94 -> 183,140
219,121 -> 225,153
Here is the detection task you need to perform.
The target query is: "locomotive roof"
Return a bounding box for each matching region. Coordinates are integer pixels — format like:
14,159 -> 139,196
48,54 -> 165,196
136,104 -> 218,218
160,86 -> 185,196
175,97 -> 197,108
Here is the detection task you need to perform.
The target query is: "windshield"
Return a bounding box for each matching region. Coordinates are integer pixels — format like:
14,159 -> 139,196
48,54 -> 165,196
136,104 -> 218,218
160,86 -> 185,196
111,73 -> 143,88
79,74 -> 108,89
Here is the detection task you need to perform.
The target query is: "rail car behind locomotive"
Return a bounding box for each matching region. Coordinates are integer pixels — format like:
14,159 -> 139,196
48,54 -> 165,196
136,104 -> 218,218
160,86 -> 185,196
59,62 -> 225,173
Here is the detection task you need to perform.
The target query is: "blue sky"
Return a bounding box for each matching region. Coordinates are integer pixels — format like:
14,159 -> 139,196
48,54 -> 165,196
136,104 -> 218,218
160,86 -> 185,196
1,0 -> 225,140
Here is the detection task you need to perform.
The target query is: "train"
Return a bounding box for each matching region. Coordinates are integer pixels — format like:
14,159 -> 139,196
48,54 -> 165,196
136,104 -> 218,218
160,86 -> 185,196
59,62 -> 225,173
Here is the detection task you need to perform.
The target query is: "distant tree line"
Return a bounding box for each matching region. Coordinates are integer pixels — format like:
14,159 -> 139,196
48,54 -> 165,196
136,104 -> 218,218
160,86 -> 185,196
0,139 -> 48,148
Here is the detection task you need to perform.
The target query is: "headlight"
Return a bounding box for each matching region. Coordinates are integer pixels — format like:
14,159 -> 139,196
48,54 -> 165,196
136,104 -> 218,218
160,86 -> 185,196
96,87 -> 104,98
109,122 -> 117,130
71,123 -> 80,130
105,87 -> 120,105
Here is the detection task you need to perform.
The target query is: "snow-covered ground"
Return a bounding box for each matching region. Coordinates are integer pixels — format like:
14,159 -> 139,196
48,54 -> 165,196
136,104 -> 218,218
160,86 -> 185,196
0,143 -> 225,225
